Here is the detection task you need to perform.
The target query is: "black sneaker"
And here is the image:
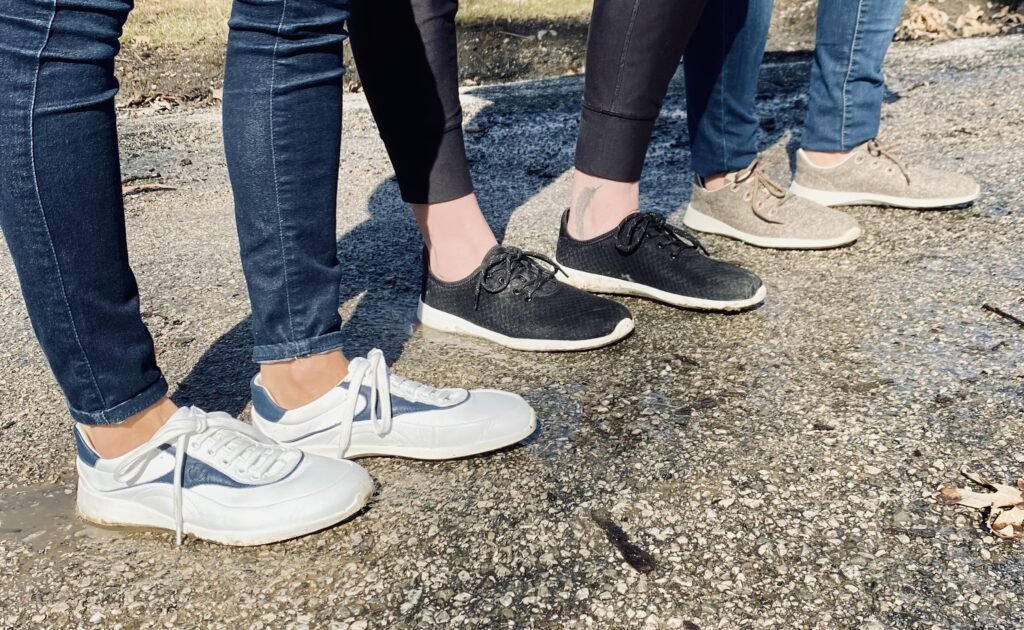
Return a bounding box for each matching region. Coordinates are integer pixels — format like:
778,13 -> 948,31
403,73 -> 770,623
555,210 -> 765,311
417,245 -> 634,351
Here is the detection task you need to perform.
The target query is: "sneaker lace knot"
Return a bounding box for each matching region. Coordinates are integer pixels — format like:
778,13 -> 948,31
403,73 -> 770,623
866,139 -> 911,184
614,212 -> 708,258
474,246 -> 564,309
734,161 -> 787,224
114,407 -> 284,545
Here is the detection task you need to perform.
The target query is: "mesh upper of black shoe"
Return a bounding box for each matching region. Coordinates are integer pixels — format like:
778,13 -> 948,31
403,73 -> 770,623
422,245 -> 632,342
555,210 -> 763,302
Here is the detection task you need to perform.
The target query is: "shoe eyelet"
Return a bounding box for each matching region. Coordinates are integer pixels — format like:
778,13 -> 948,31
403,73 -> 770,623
743,192 -> 752,201
670,254 -> 678,260
730,184 -> 740,191
657,243 -> 664,249
854,155 -> 865,164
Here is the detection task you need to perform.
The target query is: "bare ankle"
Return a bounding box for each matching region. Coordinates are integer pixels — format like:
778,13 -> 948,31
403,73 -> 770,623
702,173 -> 729,192
567,171 -> 639,240
802,149 -> 853,168
84,397 -> 178,459
260,350 -> 349,410
412,194 -> 498,282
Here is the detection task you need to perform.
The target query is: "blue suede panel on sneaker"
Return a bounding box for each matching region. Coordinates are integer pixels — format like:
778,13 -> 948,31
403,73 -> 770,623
141,446 -> 299,489
251,381 -> 287,422
252,378 -> 460,426
73,426 -> 100,467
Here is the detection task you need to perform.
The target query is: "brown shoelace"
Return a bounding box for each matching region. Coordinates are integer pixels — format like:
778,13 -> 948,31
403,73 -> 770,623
733,160 -> 787,223
865,139 -> 911,184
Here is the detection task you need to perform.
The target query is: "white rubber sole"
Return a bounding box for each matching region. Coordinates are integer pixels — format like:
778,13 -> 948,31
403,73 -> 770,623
789,181 -> 981,209
555,260 -> 766,312
416,300 -> 634,352
682,204 -> 861,250
291,410 -> 538,461
76,475 -> 372,546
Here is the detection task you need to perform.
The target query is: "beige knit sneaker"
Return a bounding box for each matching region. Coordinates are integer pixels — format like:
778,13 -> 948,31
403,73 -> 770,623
790,139 -> 980,209
683,160 -> 862,250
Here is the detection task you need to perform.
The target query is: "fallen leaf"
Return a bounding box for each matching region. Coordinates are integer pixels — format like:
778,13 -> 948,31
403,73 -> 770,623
991,505 -> 1024,540
936,468 -> 1024,541
897,3 -> 953,40
936,484 -> 1023,509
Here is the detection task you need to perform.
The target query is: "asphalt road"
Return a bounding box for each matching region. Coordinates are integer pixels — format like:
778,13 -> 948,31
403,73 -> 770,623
1,34 -> 1023,629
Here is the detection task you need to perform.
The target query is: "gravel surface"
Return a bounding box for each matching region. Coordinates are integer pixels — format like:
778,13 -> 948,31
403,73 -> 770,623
2,34 -> 1023,629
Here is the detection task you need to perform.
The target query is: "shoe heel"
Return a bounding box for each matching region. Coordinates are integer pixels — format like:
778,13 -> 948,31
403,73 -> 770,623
681,203 -> 731,236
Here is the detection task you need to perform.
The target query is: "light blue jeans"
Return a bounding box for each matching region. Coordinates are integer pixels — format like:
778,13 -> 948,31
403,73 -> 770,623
686,0 -> 907,177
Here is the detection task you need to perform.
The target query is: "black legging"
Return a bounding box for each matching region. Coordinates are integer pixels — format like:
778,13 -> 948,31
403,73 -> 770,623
348,0 -> 472,205
575,0 -> 709,182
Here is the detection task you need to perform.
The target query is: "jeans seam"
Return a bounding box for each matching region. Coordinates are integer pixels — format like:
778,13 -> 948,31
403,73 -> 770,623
269,0 -> 297,341
840,0 -> 867,152
610,0 -> 643,112
718,6 -> 727,173
29,0 -> 109,412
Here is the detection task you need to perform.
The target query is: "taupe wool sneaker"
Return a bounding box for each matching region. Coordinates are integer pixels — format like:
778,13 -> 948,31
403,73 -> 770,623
789,139 -> 980,209
683,161 -> 862,250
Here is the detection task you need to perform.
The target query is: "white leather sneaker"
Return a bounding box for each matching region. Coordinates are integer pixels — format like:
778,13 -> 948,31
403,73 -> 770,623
251,349 -> 537,460
74,406 -> 373,546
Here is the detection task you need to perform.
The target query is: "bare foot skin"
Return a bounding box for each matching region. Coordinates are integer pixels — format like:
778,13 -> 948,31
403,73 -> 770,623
83,397 -> 179,458
260,350 -> 350,410
702,172 -> 729,191
567,170 -> 640,240
412,193 -> 498,281
801,149 -> 854,168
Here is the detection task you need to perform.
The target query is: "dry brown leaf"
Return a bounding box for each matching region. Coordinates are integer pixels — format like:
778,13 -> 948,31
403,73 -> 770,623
937,469 -> 1024,540
991,505 -> 1024,540
936,484 -> 1024,509
956,5 -> 1003,37
955,3 -> 1024,36
897,3 -> 953,40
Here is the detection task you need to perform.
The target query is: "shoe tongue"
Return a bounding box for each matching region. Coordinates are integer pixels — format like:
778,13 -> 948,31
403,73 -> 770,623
170,406 -> 200,423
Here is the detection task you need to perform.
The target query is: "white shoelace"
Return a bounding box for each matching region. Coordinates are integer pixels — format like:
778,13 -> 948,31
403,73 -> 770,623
114,407 -> 284,545
334,349 -> 466,458
336,349 -> 393,457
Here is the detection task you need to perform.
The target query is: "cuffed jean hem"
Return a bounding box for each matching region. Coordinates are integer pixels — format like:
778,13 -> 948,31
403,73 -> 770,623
800,126 -> 879,154
68,375 -> 170,426
394,126 -> 474,205
691,151 -> 760,180
251,330 -> 346,364
574,106 -> 655,183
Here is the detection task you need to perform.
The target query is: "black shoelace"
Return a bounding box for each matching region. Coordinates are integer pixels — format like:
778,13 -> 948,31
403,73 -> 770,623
475,246 -> 564,309
614,212 -> 709,259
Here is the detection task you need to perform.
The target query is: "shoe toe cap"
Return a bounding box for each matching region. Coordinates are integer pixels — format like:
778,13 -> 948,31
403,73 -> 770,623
708,263 -> 764,301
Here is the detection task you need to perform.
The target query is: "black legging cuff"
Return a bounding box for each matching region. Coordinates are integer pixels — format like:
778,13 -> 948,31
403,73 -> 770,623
389,125 -> 473,204
574,106 -> 655,183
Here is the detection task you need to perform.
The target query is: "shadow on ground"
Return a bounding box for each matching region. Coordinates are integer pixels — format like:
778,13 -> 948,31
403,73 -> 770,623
173,53 -> 833,415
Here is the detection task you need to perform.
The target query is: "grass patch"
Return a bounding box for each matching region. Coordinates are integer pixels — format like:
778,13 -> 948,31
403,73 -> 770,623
122,0 -> 590,49
123,0 -> 230,48
458,0 -> 591,22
